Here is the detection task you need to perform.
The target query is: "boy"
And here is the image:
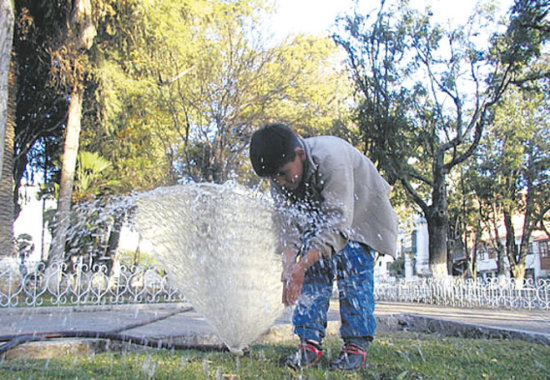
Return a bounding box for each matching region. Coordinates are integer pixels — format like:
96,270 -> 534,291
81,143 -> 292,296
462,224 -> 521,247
249,124 -> 397,370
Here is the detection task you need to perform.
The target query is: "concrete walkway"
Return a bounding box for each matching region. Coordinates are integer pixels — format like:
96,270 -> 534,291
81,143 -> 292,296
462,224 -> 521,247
0,301 -> 549,359
376,302 -> 550,335
375,302 -> 550,345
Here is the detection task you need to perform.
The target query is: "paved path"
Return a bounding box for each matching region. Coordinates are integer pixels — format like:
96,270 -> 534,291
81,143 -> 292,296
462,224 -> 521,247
376,301 -> 550,336
1,301 -> 548,347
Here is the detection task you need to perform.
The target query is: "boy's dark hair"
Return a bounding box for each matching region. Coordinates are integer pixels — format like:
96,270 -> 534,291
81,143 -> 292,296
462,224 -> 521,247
249,124 -> 301,177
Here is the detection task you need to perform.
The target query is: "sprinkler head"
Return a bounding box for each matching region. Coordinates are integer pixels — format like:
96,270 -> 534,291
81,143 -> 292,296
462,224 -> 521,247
229,346 -> 250,356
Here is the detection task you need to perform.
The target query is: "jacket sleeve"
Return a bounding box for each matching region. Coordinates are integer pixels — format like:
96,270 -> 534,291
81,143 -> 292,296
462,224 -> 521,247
308,149 -> 355,258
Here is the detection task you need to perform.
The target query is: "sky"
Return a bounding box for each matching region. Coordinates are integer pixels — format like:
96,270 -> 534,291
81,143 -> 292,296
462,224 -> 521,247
266,0 -> 514,42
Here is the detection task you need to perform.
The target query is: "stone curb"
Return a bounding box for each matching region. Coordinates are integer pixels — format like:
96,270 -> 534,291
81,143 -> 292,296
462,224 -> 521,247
397,314 -> 550,346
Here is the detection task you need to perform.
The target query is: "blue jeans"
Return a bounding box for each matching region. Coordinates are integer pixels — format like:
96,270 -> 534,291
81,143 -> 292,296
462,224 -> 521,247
293,241 -> 376,344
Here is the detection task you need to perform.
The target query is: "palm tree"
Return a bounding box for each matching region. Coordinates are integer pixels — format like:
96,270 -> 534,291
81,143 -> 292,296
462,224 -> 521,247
0,0 -> 16,259
48,0 -> 96,263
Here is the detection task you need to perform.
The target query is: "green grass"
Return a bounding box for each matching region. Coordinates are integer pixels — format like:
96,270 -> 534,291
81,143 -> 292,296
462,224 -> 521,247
1,332 -> 549,379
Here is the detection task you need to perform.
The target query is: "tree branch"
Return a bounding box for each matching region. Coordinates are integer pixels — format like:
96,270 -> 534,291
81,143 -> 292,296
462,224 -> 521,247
408,170 -> 434,187
157,66 -> 195,86
400,176 -> 430,216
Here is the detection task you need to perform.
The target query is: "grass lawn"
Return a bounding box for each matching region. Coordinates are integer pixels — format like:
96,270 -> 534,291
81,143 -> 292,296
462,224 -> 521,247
0,331 -> 548,379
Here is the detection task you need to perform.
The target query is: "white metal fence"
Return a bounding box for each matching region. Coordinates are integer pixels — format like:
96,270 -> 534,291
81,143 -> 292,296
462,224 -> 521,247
375,277 -> 550,310
0,261 -> 185,307
1,261 -> 549,310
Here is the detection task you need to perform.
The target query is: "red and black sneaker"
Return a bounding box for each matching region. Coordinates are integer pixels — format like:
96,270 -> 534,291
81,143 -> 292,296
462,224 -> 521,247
329,343 -> 367,371
285,339 -> 323,370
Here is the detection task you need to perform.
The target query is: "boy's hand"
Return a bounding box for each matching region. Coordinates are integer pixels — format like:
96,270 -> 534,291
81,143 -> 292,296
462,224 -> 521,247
282,262 -> 305,306
281,247 -> 322,306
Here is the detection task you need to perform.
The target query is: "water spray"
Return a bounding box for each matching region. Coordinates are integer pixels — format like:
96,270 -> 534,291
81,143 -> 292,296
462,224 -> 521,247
3,182 -> 286,358
134,183 -> 285,353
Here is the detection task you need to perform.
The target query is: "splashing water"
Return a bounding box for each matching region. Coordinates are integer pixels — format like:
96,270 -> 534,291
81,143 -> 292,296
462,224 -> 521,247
135,182 -> 284,353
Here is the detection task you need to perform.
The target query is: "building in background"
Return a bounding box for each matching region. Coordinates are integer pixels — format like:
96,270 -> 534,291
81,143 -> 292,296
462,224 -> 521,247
376,215 -> 550,282
14,184 -> 55,263
474,229 -> 550,281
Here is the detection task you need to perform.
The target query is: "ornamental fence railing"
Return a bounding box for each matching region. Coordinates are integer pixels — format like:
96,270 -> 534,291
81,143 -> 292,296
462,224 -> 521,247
1,260 -> 549,310
0,261 -> 185,308
375,277 -> 550,311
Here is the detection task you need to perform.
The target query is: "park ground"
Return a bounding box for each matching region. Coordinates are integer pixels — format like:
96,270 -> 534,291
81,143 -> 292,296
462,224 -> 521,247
1,331 -> 549,379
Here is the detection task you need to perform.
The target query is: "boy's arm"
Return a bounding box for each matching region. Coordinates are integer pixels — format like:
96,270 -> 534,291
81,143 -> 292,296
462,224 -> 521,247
281,247 -> 323,306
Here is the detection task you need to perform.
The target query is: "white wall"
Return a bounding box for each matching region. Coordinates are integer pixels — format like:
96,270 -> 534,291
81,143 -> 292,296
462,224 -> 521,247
14,185 -> 54,262
414,216 -> 430,276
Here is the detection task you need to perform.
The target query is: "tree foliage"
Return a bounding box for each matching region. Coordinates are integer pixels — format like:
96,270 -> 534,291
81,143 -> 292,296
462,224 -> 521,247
12,0 -> 352,266
83,0 -> 351,188
13,1 -> 69,215
470,67 -> 549,281
333,0 -> 549,277
15,0 -> 352,197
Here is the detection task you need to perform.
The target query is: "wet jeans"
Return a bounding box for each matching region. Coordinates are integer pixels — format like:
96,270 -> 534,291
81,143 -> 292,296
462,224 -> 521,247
293,241 -> 376,344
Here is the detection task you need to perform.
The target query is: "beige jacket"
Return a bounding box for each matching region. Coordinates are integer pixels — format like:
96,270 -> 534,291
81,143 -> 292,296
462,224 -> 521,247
272,136 -> 398,258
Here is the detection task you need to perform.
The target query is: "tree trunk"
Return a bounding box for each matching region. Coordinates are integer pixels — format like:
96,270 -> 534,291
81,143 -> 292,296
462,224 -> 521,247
467,221 -> 480,279
427,212 -> 449,278
0,0 -> 15,259
511,263 -> 525,289
507,158 -> 536,289
106,212 -> 124,257
503,211 -> 519,269
0,59 -> 15,259
428,153 -> 450,278
48,0 -> 96,262
49,84 -> 83,263
104,210 -> 125,276
43,0 -> 95,293
0,0 -> 14,182
503,209 -> 527,290
496,240 -> 506,279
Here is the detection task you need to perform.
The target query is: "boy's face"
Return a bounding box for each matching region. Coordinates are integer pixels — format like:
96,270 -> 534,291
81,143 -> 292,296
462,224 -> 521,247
271,147 -> 306,191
